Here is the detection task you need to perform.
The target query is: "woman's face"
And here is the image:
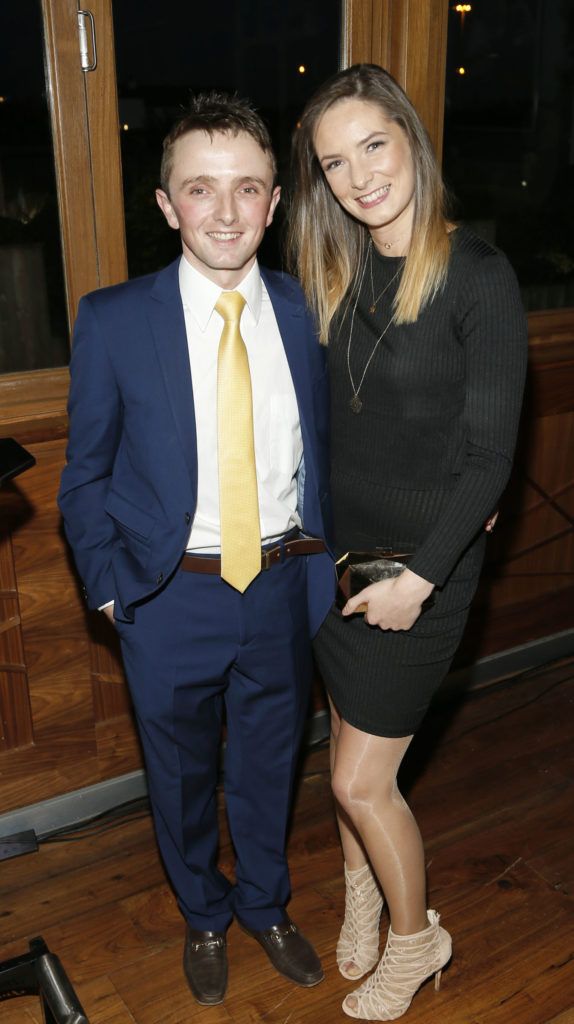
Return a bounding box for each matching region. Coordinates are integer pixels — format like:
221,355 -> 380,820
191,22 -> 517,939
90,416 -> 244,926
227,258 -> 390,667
313,97 -> 416,253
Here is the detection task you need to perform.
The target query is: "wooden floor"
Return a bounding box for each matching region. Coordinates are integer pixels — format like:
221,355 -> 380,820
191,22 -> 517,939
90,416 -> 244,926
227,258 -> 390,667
1,658 -> 573,1024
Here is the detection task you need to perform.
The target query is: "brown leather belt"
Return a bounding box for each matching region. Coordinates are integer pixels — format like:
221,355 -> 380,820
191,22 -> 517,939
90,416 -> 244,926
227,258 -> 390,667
181,537 -> 326,574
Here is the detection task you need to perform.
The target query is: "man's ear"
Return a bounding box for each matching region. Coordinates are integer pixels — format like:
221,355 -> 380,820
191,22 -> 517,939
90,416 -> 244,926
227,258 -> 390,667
156,189 -> 180,230
266,185 -> 281,228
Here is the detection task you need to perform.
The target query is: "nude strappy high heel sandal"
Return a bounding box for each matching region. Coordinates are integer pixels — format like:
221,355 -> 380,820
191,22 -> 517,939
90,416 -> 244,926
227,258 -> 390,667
337,862 -> 384,980
342,909 -> 451,1020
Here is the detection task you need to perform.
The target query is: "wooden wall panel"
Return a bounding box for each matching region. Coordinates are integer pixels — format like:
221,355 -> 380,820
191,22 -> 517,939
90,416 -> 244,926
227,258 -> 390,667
346,0 -> 449,153
83,0 -> 128,289
40,0 -> 127,323
25,638 -> 92,731
345,0 -> 381,67
41,0 -> 99,330
0,673 -> 33,753
0,532 -> 34,753
484,337 -> 574,601
457,335 -> 574,661
96,715 -> 143,779
0,439 -> 142,814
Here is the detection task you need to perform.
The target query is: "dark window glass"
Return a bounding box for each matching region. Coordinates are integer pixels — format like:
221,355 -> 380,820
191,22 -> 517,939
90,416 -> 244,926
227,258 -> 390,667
112,0 -> 342,277
443,0 -> 574,311
0,3 -> 69,373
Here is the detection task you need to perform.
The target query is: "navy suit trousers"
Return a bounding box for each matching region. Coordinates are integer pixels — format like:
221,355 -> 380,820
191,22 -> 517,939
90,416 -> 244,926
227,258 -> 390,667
116,552 -> 313,932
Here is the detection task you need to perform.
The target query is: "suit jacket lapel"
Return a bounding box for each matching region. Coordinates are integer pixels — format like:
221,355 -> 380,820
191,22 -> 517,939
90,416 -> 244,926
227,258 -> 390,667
147,259 -> 198,486
262,269 -> 318,484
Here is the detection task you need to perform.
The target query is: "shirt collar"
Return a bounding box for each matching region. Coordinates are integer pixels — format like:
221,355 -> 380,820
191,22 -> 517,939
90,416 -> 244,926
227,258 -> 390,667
178,256 -> 263,331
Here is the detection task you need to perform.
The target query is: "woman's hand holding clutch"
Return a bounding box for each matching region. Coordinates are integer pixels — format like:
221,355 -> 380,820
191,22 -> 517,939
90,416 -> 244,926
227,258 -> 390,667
342,568 -> 435,631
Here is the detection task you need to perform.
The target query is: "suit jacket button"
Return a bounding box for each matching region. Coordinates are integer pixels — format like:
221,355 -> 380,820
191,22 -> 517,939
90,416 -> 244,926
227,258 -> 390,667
156,572 -> 164,584
184,512 -> 191,524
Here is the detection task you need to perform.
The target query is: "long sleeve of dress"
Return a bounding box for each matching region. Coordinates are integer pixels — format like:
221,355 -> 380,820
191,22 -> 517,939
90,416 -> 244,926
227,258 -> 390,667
407,248 -> 527,587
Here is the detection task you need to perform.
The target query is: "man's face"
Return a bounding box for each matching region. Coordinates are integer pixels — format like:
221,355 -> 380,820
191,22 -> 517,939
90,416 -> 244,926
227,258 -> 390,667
156,129 -> 280,288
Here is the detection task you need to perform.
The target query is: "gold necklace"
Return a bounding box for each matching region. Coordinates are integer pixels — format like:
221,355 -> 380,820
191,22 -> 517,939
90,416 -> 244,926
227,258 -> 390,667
347,248 -> 403,414
367,240 -> 402,314
378,231 -> 408,253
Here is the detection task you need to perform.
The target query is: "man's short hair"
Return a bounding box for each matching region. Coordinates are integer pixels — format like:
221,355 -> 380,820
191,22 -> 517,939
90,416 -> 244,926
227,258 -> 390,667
160,91 -> 277,194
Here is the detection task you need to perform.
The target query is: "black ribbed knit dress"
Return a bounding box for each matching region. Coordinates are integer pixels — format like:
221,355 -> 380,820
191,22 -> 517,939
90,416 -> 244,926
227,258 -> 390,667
313,226 -> 528,737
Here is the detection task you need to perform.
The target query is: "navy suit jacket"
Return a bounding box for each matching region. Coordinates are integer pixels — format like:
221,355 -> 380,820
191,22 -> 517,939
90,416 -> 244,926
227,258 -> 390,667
59,259 -> 334,635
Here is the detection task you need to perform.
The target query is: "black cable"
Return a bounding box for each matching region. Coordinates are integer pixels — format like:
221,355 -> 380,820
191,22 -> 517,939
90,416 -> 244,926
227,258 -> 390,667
37,798 -> 150,844
40,811 -> 151,843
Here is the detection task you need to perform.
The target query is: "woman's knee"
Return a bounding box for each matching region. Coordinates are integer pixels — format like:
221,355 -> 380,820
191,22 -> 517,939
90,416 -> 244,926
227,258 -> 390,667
331,764 -> 394,819
331,765 -> 354,811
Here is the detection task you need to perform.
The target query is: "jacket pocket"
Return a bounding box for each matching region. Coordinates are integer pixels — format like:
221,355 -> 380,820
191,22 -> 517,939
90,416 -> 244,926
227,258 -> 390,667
104,489 -> 157,540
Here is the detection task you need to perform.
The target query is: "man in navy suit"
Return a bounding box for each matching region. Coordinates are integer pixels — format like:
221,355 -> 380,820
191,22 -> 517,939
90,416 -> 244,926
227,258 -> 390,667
58,93 -> 334,1006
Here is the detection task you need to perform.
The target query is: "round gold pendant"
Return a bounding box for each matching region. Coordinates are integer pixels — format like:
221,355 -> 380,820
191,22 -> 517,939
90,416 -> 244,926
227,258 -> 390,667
350,394 -> 363,413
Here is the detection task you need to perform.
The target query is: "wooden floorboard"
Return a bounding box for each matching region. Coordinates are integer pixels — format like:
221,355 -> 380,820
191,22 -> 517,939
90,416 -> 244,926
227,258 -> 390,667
0,659 -> 573,1023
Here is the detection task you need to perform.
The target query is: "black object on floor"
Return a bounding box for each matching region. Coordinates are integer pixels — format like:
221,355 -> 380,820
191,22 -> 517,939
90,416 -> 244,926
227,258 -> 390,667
0,936 -> 89,1023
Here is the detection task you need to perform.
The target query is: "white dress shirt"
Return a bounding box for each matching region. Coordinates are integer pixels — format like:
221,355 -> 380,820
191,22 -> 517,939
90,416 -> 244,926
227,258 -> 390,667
180,256 -> 303,551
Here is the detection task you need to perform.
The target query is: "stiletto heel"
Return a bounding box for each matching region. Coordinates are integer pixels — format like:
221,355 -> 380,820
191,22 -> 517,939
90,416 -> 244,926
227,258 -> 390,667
337,862 -> 384,980
342,909 -> 452,1020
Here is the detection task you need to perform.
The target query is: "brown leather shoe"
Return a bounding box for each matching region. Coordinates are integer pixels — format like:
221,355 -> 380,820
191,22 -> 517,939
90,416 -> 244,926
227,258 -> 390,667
183,927 -> 228,1005
240,915 -> 324,987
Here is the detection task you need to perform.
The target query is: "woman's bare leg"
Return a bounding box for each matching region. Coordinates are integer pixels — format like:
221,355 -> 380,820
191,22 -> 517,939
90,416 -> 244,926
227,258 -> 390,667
329,698 -> 369,870
330,700 -> 386,978
332,719 -> 427,937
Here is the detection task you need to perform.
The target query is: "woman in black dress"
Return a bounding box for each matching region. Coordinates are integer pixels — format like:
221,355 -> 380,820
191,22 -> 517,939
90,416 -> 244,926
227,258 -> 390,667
288,65 -> 527,1020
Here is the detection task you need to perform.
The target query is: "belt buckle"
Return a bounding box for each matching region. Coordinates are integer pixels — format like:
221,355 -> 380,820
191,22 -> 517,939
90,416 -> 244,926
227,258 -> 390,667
262,542 -> 284,570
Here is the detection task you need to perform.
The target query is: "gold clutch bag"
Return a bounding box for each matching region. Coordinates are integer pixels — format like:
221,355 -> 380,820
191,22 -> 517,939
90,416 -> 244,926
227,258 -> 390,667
336,549 -> 434,614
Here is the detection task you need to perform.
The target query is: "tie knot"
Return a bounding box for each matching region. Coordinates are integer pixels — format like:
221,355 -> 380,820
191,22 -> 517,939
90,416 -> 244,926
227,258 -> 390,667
215,290 -> 246,323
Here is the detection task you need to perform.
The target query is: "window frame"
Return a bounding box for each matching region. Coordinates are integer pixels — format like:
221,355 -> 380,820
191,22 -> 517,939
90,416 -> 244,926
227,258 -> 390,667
0,0 -> 126,442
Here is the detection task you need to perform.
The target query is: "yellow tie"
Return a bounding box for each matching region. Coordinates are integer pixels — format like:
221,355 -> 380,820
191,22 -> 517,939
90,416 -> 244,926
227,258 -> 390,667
215,291 -> 261,592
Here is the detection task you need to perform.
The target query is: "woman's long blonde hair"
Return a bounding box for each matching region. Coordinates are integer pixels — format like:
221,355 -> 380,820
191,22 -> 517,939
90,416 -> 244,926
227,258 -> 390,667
287,64 -> 451,343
